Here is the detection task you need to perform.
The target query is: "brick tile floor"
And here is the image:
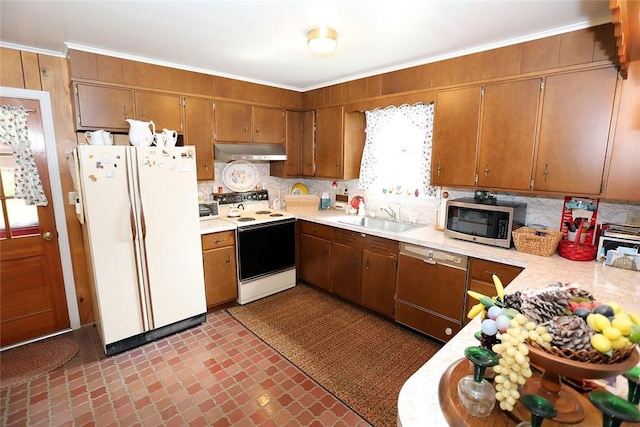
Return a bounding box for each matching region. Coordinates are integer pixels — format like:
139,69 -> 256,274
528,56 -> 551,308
0,308 -> 371,426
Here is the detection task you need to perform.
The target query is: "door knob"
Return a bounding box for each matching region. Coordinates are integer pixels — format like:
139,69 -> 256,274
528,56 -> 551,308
43,231 -> 53,241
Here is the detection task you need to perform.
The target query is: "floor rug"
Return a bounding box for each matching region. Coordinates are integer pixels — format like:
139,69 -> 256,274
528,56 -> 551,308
0,335 -> 79,388
227,284 -> 442,427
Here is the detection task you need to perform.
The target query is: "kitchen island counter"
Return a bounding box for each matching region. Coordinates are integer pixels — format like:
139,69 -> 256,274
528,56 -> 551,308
295,209 -> 640,426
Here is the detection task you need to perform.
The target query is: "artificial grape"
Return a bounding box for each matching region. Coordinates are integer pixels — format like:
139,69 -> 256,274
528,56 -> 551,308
515,314 -> 527,325
506,396 -> 516,406
506,347 -> 516,357
502,387 -> 512,396
515,352 -> 526,365
528,330 -> 540,341
481,319 -> 498,336
510,389 -> 520,399
525,321 -> 536,331
500,401 -> 508,410
495,375 -> 504,383
517,376 -> 526,385
495,315 -> 511,332
496,383 -> 504,392
509,371 -> 519,383
487,305 -> 503,320
535,325 -> 547,335
541,332 -> 553,343
522,367 -> 532,377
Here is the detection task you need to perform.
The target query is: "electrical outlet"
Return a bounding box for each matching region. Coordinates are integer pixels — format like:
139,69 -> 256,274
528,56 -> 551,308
627,213 -> 640,226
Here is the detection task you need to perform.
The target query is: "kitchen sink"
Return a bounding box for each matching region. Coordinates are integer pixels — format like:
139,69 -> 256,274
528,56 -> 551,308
337,216 -> 423,233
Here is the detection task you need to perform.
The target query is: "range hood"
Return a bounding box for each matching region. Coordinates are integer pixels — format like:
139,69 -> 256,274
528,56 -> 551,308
214,143 -> 287,162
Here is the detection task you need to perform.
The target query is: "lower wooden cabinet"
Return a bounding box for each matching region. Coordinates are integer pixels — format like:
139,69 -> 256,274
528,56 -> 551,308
331,228 -> 398,317
464,258 -> 523,325
201,231 -> 237,307
395,245 -> 467,342
298,221 -> 332,291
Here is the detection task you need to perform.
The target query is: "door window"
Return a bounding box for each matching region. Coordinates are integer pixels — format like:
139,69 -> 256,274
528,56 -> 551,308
0,145 -> 39,239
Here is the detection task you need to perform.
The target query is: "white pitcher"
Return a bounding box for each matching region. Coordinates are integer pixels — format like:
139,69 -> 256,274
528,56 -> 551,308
153,132 -> 166,147
162,128 -> 178,147
126,119 -> 155,147
85,130 -> 111,145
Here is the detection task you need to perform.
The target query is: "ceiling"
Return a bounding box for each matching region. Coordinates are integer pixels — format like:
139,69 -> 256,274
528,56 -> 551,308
0,1 -> 613,92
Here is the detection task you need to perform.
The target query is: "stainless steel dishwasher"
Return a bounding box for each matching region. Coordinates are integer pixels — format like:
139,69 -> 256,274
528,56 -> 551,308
395,243 -> 468,342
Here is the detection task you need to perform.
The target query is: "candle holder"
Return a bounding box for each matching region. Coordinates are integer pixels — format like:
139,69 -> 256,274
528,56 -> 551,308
588,390 -> 640,427
516,394 -> 557,427
457,346 -> 499,417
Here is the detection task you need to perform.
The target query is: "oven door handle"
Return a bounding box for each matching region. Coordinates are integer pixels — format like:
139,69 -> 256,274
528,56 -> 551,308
236,218 -> 296,232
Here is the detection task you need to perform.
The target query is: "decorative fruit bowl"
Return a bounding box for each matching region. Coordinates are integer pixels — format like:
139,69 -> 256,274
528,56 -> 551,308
528,340 -> 638,365
522,342 -> 639,423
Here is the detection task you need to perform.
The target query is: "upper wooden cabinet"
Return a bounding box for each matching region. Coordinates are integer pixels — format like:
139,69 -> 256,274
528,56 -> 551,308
604,60 -> 640,201
184,97 -> 214,181
271,110 -> 315,178
73,83 -> 134,131
213,100 -> 284,144
477,78 -> 542,191
134,91 -> 184,133
432,86 -> 481,187
73,83 -> 184,133
315,106 -> 365,179
533,67 -> 618,195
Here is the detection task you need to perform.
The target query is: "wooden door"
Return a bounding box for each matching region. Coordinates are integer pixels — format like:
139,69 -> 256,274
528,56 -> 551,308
214,101 -> 252,142
203,246 -> 237,307
477,79 -> 541,190
534,67 -> 618,194
360,250 -> 397,317
253,106 -> 284,144
270,110 -> 301,178
74,83 -> 134,131
330,242 -> 361,303
315,106 -> 344,178
301,110 -> 315,176
432,86 -> 481,187
299,234 -> 331,291
604,61 -> 640,201
0,97 -> 70,347
184,97 -> 214,180
134,91 -> 184,133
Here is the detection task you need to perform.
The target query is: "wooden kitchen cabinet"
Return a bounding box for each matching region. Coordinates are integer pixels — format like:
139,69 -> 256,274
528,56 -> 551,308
184,96 -> 214,181
298,221 -> 332,291
395,245 -> 467,342
134,91 -> 184,133
73,82 -> 134,131
604,61 -> 640,201
315,106 -> 365,179
201,231 -> 237,307
331,228 -> 398,317
463,258 -> 523,325
270,110 -> 307,177
214,100 -> 284,144
432,86 -> 481,187
477,79 -> 541,190
301,110 -> 315,176
533,67 -> 618,195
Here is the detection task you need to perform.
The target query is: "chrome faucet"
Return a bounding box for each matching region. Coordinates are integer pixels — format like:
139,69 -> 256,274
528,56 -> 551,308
380,207 -> 398,220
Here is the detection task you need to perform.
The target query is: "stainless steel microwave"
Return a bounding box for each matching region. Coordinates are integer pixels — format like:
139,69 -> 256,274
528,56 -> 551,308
444,198 -> 527,248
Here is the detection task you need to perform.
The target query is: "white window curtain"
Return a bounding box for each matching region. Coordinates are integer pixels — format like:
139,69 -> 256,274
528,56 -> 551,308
0,105 -> 48,206
359,102 -> 437,198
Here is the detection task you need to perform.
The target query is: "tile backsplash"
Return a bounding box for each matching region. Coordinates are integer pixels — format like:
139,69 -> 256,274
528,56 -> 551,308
198,161 -> 640,230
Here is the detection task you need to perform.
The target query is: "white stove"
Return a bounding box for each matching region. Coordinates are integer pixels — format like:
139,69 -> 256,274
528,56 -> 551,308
212,191 -> 297,304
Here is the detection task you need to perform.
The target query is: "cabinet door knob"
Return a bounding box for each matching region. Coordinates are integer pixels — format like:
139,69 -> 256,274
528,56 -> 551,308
141,109 -> 146,118
365,259 -> 369,271
42,231 -> 53,241
484,163 -> 490,176
543,163 -> 549,181
225,254 -> 231,264
255,127 -> 260,135
437,160 -> 442,176
122,107 -> 128,118
353,257 -> 358,264
204,161 -> 209,171
445,327 -> 453,336
244,124 -> 249,133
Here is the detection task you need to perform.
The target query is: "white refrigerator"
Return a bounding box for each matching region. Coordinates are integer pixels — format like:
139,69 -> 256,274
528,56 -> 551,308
73,145 -> 206,355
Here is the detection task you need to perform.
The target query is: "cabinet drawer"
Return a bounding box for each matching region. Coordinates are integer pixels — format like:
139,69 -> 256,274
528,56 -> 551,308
300,221 -> 332,240
201,231 -> 235,250
332,228 -> 397,255
469,258 -> 522,284
395,301 -> 461,342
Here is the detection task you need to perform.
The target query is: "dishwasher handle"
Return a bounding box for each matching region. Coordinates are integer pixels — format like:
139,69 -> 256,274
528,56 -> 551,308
400,242 -> 468,270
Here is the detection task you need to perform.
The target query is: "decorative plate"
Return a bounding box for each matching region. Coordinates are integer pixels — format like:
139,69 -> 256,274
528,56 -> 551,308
222,160 -> 259,192
291,183 -> 309,196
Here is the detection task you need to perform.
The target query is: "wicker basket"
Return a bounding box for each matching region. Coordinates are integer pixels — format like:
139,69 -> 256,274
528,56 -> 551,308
512,227 -> 563,257
528,341 -> 637,365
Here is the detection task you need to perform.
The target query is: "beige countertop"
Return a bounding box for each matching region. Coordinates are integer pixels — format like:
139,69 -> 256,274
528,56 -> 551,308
294,209 -> 640,427
199,218 -> 236,234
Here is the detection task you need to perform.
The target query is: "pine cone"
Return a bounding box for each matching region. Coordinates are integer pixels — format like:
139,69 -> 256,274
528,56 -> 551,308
521,289 -> 571,323
547,315 -> 593,351
567,287 -> 595,302
503,291 -> 523,312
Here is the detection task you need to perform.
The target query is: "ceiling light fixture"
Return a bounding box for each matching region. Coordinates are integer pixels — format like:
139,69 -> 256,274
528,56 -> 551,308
307,27 -> 338,56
